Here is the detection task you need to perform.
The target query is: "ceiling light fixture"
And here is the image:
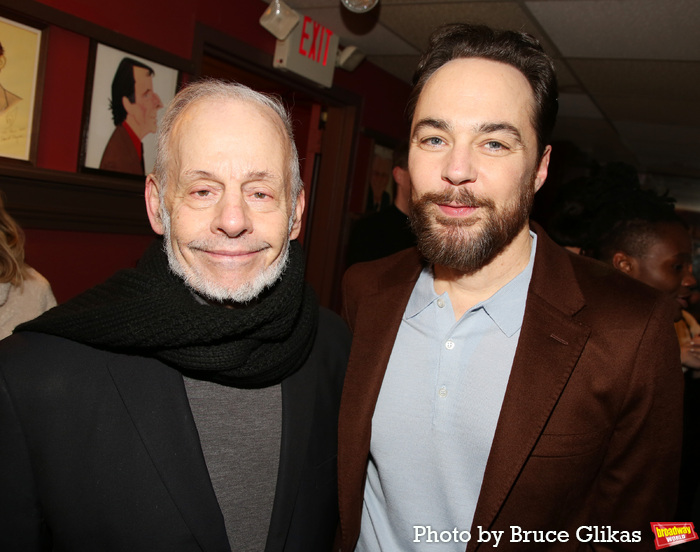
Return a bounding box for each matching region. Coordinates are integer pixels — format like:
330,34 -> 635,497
340,0 -> 379,14
259,0 -> 300,41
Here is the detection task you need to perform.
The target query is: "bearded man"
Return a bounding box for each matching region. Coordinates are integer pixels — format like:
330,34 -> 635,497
337,24 -> 683,551
0,80 -> 350,552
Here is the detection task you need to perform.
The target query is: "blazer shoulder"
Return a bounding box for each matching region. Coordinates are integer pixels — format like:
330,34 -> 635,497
342,248 -> 422,325
561,253 -> 679,334
0,332 -> 179,404
569,253 -> 668,309
345,247 -> 421,287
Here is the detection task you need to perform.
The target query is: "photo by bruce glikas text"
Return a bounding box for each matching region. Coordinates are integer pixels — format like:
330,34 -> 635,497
413,525 -> 642,546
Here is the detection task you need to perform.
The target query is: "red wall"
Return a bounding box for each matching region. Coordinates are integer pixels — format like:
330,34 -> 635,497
19,0 -> 410,302
23,229 -> 154,304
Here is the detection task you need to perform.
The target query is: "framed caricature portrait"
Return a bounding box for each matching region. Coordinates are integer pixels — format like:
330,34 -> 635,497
0,14 -> 43,163
82,43 -> 179,177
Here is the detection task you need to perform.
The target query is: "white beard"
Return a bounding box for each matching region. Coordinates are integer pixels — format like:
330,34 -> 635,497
160,206 -> 290,304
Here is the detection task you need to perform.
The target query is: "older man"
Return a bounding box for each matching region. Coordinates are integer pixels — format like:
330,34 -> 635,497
338,24 -> 683,551
0,80 -> 349,551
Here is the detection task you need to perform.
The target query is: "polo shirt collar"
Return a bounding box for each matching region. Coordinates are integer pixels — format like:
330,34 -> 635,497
405,231 -> 538,338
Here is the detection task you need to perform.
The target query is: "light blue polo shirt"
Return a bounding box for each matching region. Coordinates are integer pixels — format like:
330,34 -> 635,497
356,232 -> 537,551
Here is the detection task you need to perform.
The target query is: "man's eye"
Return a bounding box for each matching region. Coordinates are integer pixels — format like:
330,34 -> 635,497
193,190 -> 210,197
252,192 -> 269,199
422,137 -> 445,147
486,141 -> 507,151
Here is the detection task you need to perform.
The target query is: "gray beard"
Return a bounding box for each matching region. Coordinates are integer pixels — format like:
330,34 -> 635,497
160,207 -> 290,304
409,178 -> 535,274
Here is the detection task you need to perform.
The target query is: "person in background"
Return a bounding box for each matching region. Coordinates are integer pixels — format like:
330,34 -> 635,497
590,194 -> 700,526
347,141 -> 417,265
545,163 -> 644,256
0,79 -> 349,551
0,193 -> 55,340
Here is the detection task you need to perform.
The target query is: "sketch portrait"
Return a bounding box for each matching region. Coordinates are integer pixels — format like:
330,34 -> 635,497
83,43 -> 178,176
0,16 -> 42,162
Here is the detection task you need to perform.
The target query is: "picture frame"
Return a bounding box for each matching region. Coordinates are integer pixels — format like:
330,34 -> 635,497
0,13 -> 44,163
81,42 -> 179,178
365,142 -> 394,213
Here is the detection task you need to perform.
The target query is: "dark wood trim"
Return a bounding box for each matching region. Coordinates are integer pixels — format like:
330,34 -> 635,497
28,21 -> 49,165
0,165 -> 150,234
0,0 -> 193,73
304,104 -> 358,309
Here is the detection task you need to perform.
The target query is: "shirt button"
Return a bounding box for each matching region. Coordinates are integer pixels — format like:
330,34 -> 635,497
437,298 -> 445,308
438,386 -> 448,398
445,340 -> 455,350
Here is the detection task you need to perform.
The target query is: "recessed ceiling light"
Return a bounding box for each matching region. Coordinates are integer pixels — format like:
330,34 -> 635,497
341,0 -> 379,14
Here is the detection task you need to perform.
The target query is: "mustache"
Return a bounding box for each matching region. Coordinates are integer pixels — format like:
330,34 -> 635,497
410,187 -> 496,211
186,237 -> 271,253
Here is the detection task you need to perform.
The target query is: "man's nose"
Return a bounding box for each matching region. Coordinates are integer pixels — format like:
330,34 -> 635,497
683,267 -> 697,289
211,192 -> 252,238
442,144 -> 477,187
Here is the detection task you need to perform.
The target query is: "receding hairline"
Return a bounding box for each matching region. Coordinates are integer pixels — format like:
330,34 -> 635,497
163,96 -> 295,185
410,57 -> 535,147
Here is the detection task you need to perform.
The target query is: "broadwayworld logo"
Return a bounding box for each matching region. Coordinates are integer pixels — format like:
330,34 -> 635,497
651,522 -> 698,549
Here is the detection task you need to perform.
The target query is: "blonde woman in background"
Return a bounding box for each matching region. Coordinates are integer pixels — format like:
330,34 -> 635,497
0,194 -> 55,339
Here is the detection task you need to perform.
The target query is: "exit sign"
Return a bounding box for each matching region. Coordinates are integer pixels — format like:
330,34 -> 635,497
273,15 -> 339,88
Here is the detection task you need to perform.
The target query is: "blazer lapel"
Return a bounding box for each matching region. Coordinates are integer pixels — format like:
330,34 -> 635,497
468,226 -> 591,550
107,357 -> 230,552
338,250 -> 423,547
264,363 -> 317,552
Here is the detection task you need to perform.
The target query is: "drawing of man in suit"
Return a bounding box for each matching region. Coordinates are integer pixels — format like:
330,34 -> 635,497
338,23 -> 683,551
99,57 -> 163,175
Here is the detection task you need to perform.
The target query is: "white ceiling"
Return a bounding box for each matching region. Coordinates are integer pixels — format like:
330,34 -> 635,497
265,0 -> 700,209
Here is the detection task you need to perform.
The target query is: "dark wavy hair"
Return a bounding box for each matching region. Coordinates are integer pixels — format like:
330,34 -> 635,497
0,193 -> 26,286
406,23 -> 558,159
109,57 -> 155,126
589,188 -> 681,263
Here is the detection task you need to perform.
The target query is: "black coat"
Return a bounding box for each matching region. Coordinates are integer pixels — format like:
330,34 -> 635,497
0,308 -> 349,552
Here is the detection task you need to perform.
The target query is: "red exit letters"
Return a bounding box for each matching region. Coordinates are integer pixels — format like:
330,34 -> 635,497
298,16 -> 334,66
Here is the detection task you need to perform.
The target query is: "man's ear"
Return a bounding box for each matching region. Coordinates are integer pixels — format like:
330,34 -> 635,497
533,145 -> 552,192
122,95 -> 135,114
145,174 -> 165,235
612,251 -> 635,274
289,188 -> 305,240
392,166 -> 411,192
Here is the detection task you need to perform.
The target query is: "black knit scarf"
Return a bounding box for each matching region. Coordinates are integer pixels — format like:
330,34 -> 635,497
18,239 -> 319,389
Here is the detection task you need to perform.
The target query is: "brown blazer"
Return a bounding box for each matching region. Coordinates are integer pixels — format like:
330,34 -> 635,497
338,224 -> 683,551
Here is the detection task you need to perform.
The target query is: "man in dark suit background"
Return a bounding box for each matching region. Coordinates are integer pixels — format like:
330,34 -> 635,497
99,57 -> 163,175
346,141 -> 417,266
0,79 -> 349,551
338,24 -> 682,551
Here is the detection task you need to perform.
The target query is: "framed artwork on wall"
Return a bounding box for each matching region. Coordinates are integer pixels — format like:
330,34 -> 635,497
365,142 -> 394,213
81,42 -> 179,178
0,13 -> 44,163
